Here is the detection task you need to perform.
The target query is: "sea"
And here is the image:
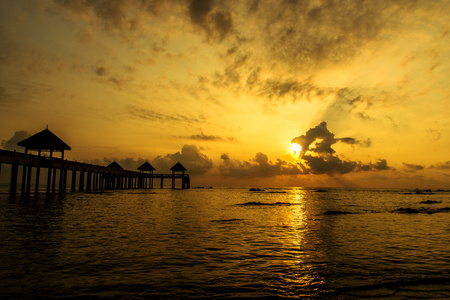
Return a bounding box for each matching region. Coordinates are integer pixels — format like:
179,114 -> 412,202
0,187 -> 449,299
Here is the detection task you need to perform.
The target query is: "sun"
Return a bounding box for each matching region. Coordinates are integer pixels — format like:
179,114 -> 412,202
290,143 -> 302,156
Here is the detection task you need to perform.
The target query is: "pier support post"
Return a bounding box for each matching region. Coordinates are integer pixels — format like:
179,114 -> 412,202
52,168 -> 57,193
10,162 -> 18,194
62,168 -> 68,192
59,166 -> 65,193
26,164 -> 32,194
46,167 -> 52,194
21,165 -> 27,192
160,177 -> 163,189
79,170 -> 85,192
99,173 -> 102,190
35,167 -> 40,193
86,171 -> 92,191
59,168 -> 67,193
71,170 -> 76,192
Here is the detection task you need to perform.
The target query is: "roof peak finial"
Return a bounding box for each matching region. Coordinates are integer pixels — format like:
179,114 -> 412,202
46,125 -> 48,129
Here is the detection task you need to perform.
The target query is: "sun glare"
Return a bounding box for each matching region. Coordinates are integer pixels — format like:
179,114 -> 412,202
290,143 -> 302,156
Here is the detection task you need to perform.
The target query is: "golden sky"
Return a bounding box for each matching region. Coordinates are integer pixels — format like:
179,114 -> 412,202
1,0 -> 449,188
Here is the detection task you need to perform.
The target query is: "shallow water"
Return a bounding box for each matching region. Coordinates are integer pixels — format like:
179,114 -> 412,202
0,187 -> 449,299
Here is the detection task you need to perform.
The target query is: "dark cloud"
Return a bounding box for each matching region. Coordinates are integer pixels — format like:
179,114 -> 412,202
152,144 -> 213,175
403,162 -> 425,171
95,66 -> 108,76
129,106 -> 204,126
177,131 -> 236,142
337,137 -> 358,144
426,128 -> 441,141
1,131 -> 30,151
430,161 -> 450,170
318,88 -> 378,123
256,78 -> 333,102
188,0 -> 234,42
373,159 -> 390,171
256,0 -> 417,69
300,154 -> 359,175
291,121 -> 338,155
55,0 -> 135,32
218,152 -> 304,178
291,122 -> 390,175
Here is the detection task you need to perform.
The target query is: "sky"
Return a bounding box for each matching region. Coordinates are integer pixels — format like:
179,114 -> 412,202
1,0 -> 450,188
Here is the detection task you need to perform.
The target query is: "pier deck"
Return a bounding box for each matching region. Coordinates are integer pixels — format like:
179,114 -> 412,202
0,149 -> 190,194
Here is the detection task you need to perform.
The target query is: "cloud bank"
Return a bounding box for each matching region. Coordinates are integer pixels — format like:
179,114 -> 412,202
1,131 -> 30,151
152,144 -> 213,175
290,122 -> 390,175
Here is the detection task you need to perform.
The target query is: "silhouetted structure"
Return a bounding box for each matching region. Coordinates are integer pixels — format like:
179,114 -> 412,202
18,127 -> 71,159
138,162 -> 155,172
14,127 -> 71,194
171,162 -> 189,189
107,161 -> 124,169
138,162 -> 155,188
0,128 -> 190,194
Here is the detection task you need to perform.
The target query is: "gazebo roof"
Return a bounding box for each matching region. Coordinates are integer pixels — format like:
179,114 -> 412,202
170,162 -> 187,172
107,161 -> 123,169
138,162 -> 155,171
17,128 -> 71,151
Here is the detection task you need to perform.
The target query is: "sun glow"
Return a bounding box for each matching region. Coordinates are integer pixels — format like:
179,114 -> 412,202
290,143 -> 302,156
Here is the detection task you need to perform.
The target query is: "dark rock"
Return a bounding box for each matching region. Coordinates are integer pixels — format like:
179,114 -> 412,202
324,210 -> 353,215
420,200 -> 442,204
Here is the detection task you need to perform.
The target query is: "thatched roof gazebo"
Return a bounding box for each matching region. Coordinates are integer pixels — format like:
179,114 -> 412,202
17,127 -> 71,159
138,162 -> 155,173
170,162 -> 186,174
107,161 -> 123,170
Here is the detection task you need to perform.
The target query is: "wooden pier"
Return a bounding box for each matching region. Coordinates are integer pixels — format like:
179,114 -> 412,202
0,128 -> 190,194
0,149 -> 190,194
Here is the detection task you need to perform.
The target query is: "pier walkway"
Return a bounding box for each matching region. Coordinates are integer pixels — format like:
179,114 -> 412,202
0,149 -> 190,194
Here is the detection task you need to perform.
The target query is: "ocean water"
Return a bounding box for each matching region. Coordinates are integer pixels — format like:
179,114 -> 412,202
0,187 -> 449,299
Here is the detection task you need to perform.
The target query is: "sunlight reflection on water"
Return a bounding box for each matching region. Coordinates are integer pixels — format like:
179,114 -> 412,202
0,188 -> 449,298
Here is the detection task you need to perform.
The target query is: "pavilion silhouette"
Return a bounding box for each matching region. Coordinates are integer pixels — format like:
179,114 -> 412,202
0,127 -> 190,194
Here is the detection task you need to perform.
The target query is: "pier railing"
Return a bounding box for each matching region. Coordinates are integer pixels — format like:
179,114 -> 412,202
0,149 -> 190,194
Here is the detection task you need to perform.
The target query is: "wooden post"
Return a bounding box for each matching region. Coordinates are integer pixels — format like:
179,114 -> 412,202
21,165 -> 27,192
60,168 -> 67,193
26,164 -> 32,193
71,170 -> 76,192
52,168 -> 57,193
150,173 -> 153,189
64,168 -> 67,192
79,170 -> 85,192
160,177 -> 163,189
59,166 -> 64,193
46,167 -> 52,194
86,171 -> 92,191
93,173 -> 97,191
99,173 -> 104,190
35,167 -> 40,193
10,162 -> 18,194
35,149 -> 41,193
172,171 -> 175,189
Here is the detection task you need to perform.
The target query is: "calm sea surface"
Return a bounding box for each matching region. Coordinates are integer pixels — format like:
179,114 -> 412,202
0,187 -> 449,299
